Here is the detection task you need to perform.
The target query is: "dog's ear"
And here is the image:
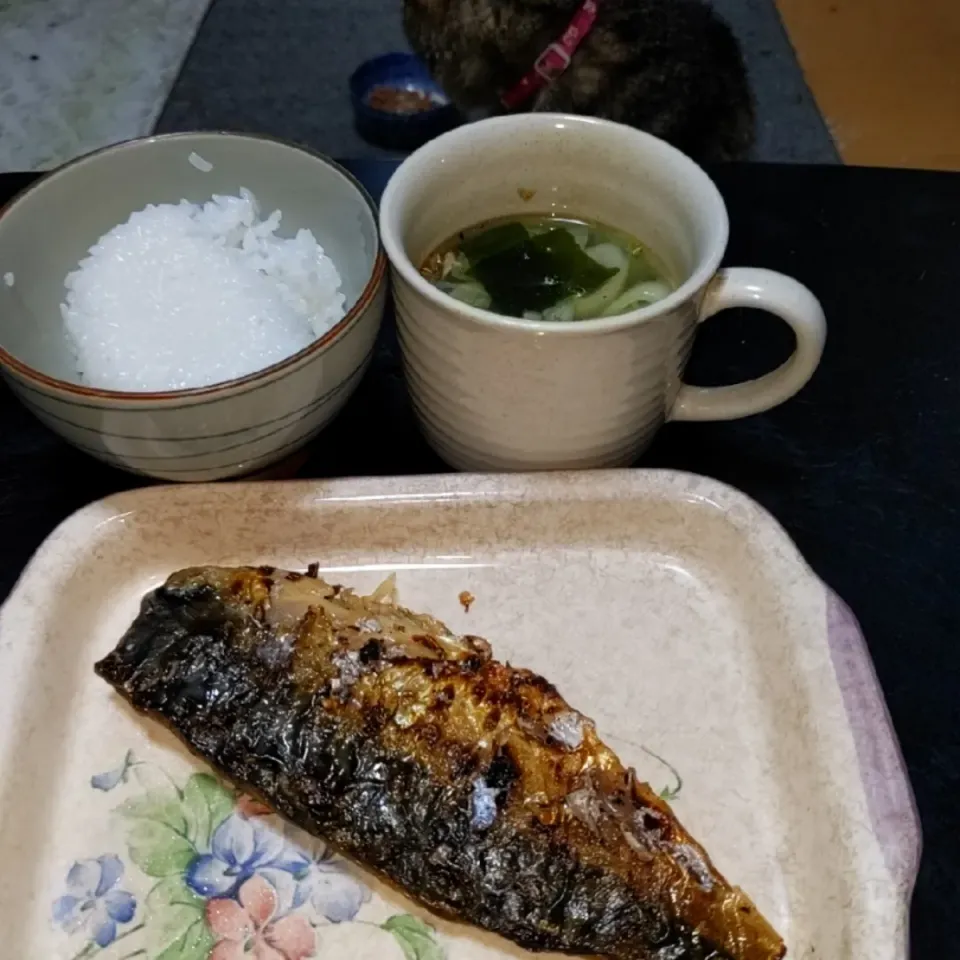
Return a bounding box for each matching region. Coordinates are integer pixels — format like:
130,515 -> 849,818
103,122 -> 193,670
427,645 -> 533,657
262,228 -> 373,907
404,0 -> 521,111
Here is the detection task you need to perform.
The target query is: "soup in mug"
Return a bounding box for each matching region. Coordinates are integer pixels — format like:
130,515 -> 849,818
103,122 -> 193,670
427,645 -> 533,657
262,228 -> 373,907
420,215 -> 674,321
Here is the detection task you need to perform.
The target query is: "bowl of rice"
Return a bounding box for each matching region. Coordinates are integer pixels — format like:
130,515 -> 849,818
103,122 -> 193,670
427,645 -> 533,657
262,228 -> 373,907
0,132 -> 386,481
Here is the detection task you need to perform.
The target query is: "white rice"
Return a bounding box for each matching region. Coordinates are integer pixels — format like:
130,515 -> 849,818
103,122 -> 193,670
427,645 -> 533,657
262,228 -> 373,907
188,152 -> 214,172
61,188 -> 346,392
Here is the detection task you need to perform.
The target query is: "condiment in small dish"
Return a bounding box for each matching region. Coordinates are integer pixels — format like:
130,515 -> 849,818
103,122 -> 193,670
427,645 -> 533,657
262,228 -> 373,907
350,53 -> 461,151
367,85 -> 440,115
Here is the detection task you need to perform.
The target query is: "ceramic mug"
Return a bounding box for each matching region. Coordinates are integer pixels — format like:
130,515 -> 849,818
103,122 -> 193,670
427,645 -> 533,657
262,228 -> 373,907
380,114 -> 827,471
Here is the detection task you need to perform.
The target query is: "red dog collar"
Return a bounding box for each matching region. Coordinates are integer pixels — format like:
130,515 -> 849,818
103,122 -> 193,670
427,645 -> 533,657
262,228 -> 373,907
500,0 -> 599,110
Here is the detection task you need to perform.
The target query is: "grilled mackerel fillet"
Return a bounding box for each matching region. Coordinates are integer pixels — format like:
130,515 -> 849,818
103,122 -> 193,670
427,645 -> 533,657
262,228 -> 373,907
95,566 -> 785,960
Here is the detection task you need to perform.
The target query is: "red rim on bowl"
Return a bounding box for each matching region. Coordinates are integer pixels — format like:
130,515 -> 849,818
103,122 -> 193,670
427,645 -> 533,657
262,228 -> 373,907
0,132 -> 387,402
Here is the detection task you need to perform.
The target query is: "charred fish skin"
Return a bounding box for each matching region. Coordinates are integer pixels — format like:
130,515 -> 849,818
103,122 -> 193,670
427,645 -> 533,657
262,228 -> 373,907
95,567 -> 785,960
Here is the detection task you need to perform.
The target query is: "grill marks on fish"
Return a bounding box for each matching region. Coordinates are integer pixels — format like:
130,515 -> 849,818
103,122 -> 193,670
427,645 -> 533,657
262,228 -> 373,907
95,566 -> 785,960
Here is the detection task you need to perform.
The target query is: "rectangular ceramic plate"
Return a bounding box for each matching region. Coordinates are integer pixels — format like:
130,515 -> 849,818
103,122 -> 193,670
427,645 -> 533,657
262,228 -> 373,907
0,471 -> 919,960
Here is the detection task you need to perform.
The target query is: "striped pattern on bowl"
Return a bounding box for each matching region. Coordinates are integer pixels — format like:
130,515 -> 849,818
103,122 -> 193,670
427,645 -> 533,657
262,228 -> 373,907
0,133 -> 387,481
2,282 -> 385,482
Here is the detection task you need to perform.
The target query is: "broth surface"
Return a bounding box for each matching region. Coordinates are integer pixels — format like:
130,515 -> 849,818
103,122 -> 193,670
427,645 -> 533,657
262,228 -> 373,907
421,215 -> 674,321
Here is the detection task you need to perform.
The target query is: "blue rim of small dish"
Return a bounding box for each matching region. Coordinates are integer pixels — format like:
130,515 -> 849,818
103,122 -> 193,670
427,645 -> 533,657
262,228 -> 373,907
349,53 -> 461,150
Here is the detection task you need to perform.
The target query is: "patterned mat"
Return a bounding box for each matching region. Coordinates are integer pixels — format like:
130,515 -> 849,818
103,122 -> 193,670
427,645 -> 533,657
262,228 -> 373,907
0,0 -> 211,172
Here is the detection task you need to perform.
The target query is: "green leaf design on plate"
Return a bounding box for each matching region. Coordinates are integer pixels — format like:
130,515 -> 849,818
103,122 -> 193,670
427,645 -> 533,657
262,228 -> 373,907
118,789 -> 196,878
180,773 -> 234,851
147,876 -> 214,960
154,918 -> 213,960
382,914 -> 445,960
641,746 -> 683,803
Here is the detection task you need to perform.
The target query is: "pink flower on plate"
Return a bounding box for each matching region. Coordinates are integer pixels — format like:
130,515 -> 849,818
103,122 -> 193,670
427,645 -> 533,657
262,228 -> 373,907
235,794 -> 274,819
206,876 -> 315,960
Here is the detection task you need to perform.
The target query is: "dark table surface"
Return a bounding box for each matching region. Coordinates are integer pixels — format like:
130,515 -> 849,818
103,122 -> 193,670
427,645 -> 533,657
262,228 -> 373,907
2,160 -> 958,954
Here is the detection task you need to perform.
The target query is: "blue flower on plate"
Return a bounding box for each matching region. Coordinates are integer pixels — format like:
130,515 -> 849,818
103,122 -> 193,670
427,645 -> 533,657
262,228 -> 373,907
185,814 -> 301,900
90,750 -> 137,792
283,835 -> 371,923
52,855 -> 136,947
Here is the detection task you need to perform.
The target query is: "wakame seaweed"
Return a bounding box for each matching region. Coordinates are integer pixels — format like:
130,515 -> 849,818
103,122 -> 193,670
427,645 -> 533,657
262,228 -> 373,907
469,228 -> 617,316
421,215 -> 674,321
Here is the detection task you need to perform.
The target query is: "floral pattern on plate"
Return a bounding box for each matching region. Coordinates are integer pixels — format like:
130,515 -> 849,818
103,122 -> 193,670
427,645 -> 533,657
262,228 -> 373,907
52,751 -> 444,960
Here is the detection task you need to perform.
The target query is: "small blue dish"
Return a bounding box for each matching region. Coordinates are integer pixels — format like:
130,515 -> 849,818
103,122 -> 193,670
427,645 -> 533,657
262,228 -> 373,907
350,53 -> 462,152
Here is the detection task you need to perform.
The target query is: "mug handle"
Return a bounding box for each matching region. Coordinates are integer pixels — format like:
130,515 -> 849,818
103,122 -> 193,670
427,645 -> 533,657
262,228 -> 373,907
669,267 -> 827,421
